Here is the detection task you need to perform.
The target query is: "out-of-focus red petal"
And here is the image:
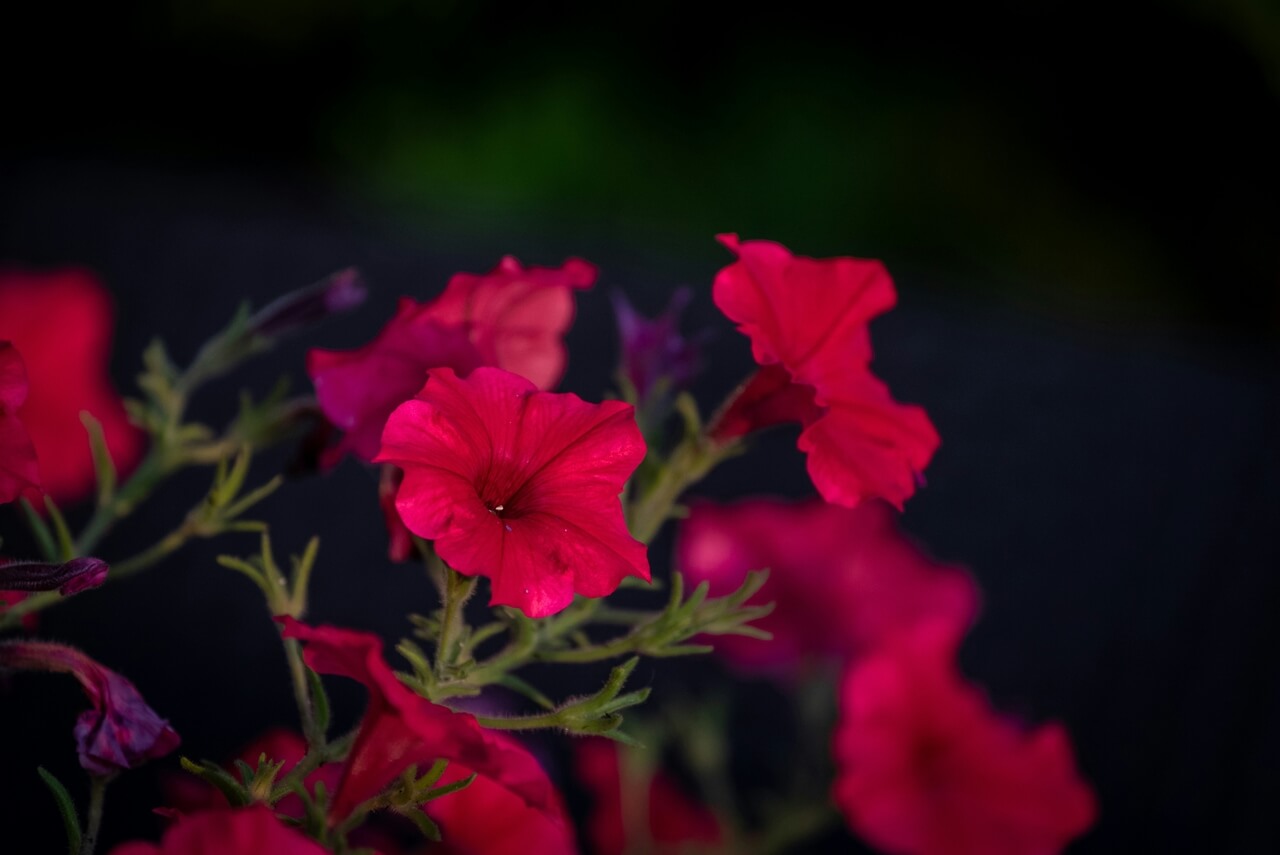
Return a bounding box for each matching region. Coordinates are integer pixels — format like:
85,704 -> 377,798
677,497 -> 977,671
422,256 -> 596,390
0,341 -> 41,504
307,299 -> 483,463
0,268 -> 143,505
107,806 -> 329,855
833,624 -> 1097,855
377,367 -> 648,618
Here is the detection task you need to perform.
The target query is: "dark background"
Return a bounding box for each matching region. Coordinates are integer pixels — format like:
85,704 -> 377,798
2,2 -> 1279,853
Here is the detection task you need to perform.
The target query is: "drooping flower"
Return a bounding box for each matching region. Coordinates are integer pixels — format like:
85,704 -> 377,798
0,341 -> 40,504
0,268 -> 144,505
426,733 -> 578,855
575,738 -> 723,855
612,288 -> 704,402
0,640 -> 180,775
709,236 -> 938,509
108,806 -> 328,855
279,617 -> 572,838
247,267 -> 367,340
307,301 -> 483,464
675,497 -> 977,670
832,623 -> 1096,855
0,556 -> 109,596
376,366 -> 649,618
421,256 -> 596,391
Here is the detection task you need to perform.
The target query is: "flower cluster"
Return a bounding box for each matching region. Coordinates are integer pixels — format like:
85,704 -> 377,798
0,242 -> 1095,855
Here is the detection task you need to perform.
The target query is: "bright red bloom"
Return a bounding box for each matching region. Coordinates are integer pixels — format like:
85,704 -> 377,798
0,640 -> 179,775
426,732 -> 577,855
676,497 -> 977,671
832,623 -> 1096,855
421,256 -> 596,391
109,806 -> 328,855
0,341 -> 40,504
0,268 -> 143,505
575,738 -> 723,855
307,300 -> 483,463
377,366 -> 649,618
280,617 -> 572,839
710,236 -> 938,509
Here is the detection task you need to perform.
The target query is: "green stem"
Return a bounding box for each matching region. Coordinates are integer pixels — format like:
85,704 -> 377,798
433,559 -> 477,679
79,775 -> 110,855
284,637 -> 321,747
473,709 -> 566,731
75,449 -> 170,555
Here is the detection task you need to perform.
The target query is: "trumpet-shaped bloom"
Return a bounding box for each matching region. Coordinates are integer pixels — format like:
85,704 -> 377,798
676,497 -> 977,670
833,623 -> 1096,855
0,640 -> 179,775
0,268 -> 143,504
109,806 -> 328,855
0,342 -> 40,504
575,738 -> 723,855
377,366 -> 649,618
710,235 -> 938,509
279,617 -> 572,840
307,301 -> 483,463
422,256 -> 596,391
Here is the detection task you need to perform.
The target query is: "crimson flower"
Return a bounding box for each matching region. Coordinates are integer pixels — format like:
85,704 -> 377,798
376,366 -> 649,618
308,300 -> 483,463
0,341 -> 40,504
109,806 -> 328,855
280,617 -> 572,839
710,235 -> 938,509
575,738 -> 723,855
0,640 -> 179,775
676,497 -> 977,671
0,268 -> 143,505
421,256 -> 596,390
832,623 -> 1096,855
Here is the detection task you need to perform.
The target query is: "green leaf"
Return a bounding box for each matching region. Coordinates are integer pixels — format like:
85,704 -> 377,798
399,806 -> 443,842
420,772 -> 476,803
180,757 -> 250,807
306,666 -> 331,736
18,498 -> 58,562
42,496 -> 76,561
36,767 -> 82,855
79,411 -> 118,507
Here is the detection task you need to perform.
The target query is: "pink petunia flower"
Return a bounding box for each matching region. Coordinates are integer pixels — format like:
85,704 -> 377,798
376,366 -> 649,618
0,640 -> 179,775
307,301 -> 483,464
420,256 -> 596,391
832,623 -> 1096,855
0,341 -> 41,504
575,737 -> 723,855
109,806 -> 328,855
0,268 -> 144,505
675,497 -> 977,671
279,617 -> 573,841
709,236 -> 938,509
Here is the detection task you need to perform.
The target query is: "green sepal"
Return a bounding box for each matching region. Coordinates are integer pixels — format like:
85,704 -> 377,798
36,767 -> 82,855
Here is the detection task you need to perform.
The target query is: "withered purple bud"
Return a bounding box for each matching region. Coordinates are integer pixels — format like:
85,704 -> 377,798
249,268 -> 367,339
612,287 -> 705,400
0,556 -> 108,595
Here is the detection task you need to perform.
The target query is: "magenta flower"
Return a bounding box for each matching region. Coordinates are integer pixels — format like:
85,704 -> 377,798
710,235 -> 938,509
376,366 -> 649,618
0,341 -> 40,504
280,617 -> 572,836
833,623 -> 1096,855
421,256 -> 596,390
0,556 -> 109,596
109,806 -> 328,855
0,641 -> 179,775
676,497 -> 977,671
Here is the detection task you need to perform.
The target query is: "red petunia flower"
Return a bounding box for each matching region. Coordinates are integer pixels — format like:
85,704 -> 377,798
421,256 -> 596,391
0,341 -> 41,504
426,732 -> 577,855
279,617 -> 573,840
109,806 -> 328,855
709,236 -> 938,509
0,268 -> 144,505
376,366 -> 649,618
676,497 -> 977,671
832,623 -> 1096,855
307,300 -> 483,464
0,640 -> 180,775
575,738 -> 723,855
